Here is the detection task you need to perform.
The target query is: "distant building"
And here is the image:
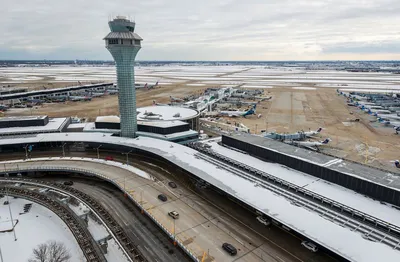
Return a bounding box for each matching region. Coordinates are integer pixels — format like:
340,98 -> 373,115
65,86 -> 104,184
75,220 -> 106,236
0,116 -> 70,136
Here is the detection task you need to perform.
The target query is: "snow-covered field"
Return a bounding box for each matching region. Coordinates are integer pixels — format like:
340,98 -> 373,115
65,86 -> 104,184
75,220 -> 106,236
0,196 -> 84,261
1,65 -> 400,91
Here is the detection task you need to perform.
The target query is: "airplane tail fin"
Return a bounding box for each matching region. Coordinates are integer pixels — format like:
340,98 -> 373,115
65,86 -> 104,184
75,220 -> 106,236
317,127 -> 322,133
322,138 -> 330,144
395,160 -> 400,168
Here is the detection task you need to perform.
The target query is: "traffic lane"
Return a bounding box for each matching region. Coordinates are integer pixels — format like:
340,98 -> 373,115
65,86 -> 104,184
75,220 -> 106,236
3,159 -> 336,261
195,188 -> 339,262
71,182 -> 188,262
133,160 -> 338,262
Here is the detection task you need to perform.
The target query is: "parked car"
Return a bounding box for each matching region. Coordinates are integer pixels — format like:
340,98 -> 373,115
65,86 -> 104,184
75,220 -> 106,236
222,243 -> 237,256
256,216 -> 270,226
63,181 -> 74,186
158,194 -> 168,202
168,211 -> 179,219
301,241 -> 318,252
105,156 -> 114,161
168,181 -> 177,188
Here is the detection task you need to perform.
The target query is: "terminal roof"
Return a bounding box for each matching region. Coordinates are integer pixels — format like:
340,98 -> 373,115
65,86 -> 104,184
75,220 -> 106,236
227,133 -> 400,191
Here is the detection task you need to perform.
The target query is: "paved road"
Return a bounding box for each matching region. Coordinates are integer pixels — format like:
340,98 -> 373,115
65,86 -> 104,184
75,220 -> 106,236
0,156 -> 339,262
71,180 -> 189,262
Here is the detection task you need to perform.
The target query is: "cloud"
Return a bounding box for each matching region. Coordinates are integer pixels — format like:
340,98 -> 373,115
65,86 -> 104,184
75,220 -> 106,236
1,0 -> 400,60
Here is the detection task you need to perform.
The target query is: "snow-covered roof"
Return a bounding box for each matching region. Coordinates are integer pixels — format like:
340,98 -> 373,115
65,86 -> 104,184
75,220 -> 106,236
96,115 -> 120,123
137,106 -> 199,121
0,133 -> 399,261
0,117 -> 69,135
225,133 -> 400,190
137,120 -> 188,128
0,115 -> 47,122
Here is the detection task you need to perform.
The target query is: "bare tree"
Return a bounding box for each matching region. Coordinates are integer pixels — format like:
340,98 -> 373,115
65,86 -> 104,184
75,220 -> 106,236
29,241 -> 71,262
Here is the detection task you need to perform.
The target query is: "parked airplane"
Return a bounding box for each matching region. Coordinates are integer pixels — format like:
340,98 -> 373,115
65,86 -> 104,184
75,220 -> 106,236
377,114 -> 400,121
26,98 -> 44,105
288,138 -> 331,151
107,89 -> 119,95
219,104 -> 256,118
170,96 -> 184,102
367,109 -> 391,115
47,96 -> 67,102
303,127 -> 323,137
378,118 -> 400,126
69,95 -> 92,102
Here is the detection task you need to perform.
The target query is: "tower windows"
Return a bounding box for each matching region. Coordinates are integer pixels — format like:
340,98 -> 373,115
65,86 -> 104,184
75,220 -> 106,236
108,39 -> 119,45
134,40 -> 141,45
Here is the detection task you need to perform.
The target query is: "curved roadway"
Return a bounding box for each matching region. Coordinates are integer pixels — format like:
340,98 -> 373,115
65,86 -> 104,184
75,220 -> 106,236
0,157 -> 336,262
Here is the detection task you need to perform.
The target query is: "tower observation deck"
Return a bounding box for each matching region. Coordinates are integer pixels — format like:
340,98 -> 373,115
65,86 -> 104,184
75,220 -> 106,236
104,16 -> 142,138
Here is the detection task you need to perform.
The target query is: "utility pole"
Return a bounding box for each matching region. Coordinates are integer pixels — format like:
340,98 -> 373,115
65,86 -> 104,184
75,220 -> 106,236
123,150 -> 133,165
62,142 -> 67,157
96,145 -> 102,159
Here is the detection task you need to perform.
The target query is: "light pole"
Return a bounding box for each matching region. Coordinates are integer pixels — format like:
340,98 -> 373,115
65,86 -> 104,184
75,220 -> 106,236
96,145 -> 102,159
122,150 -> 133,165
5,187 -> 17,241
23,145 -> 28,159
62,142 -> 67,157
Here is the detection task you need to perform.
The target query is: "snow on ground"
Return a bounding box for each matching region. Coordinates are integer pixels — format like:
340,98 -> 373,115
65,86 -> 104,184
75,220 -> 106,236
241,85 -> 273,89
0,197 -> 84,261
292,87 -> 317,90
208,142 -> 400,227
1,133 -> 400,261
105,239 -> 130,262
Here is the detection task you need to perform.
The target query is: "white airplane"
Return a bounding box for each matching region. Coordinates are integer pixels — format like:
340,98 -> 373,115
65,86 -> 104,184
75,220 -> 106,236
288,138 -> 331,151
69,95 -> 92,101
377,114 -> 400,121
219,104 -> 256,118
303,127 -> 323,137
170,96 -> 184,102
367,109 -> 391,115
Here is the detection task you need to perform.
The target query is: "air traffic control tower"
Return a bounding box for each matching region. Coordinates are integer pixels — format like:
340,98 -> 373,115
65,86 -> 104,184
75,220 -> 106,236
104,16 -> 142,138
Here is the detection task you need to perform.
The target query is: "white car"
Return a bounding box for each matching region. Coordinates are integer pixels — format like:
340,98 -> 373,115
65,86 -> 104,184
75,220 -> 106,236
256,216 -> 270,226
301,241 -> 318,252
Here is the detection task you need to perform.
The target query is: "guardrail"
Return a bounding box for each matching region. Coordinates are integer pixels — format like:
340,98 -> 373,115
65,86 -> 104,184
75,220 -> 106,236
188,142 -> 400,240
0,186 -> 106,262
0,165 -> 200,262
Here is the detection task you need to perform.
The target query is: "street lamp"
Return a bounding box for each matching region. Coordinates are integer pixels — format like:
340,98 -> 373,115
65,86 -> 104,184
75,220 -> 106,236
23,145 -> 28,159
96,145 -> 102,159
61,142 -> 67,157
122,150 -> 133,165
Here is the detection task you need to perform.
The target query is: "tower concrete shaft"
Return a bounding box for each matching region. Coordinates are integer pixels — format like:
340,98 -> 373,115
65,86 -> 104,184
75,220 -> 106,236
104,16 -> 142,138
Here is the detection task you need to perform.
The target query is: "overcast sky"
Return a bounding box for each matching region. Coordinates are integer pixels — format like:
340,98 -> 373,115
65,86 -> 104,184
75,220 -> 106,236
1,0 -> 400,61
